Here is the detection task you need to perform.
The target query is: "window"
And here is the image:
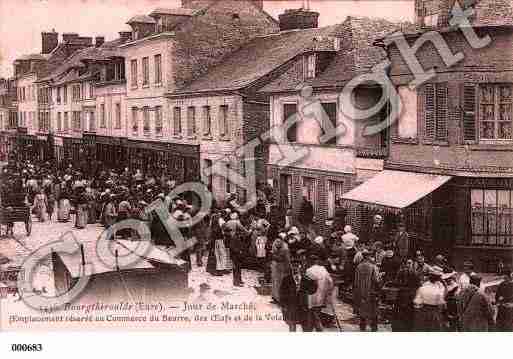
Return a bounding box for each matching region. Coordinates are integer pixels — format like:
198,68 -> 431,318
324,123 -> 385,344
327,180 -> 344,218
280,174 -> 293,209
143,107 -> 150,134
155,106 -> 163,135
321,102 -> 337,145
187,106 -> 196,136
73,111 -> 81,131
132,107 -> 138,133
57,87 -> 61,104
72,84 -> 81,102
154,54 -> 162,85
63,86 -> 67,104
471,189 -> 513,247
100,104 -> 106,128
57,112 -> 62,132
64,112 -> 69,132
142,57 -> 149,86
114,103 -> 121,129
478,84 -> 513,140
131,59 -> 138,87
203,106 -> 211,136
89,111 -> 96,132
423,83 -> 448,141
226,163 -> 232,194
306,54 -> 316,79
173,107 -> 182,135
283,103 -> 298,142
302,177 -> 317,210
219,105 -> 229,137
89,82 -> 94,99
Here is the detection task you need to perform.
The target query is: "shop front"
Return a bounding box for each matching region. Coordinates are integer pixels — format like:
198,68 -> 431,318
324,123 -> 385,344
127,140 -> 200,184
96,135 -> 126,170
342,170 -> 513,272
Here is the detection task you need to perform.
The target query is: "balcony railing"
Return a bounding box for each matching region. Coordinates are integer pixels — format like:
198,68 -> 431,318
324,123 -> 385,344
356,146 -> 388,159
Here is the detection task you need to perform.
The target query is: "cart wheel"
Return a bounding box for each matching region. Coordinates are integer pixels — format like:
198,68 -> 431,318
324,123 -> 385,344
26,217 -> 32,236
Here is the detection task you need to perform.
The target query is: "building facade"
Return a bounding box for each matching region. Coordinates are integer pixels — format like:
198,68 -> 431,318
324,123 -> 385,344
342,0 -> 513,270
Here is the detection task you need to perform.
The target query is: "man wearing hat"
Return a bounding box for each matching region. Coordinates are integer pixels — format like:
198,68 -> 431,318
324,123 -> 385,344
353,249 -> 381,331
223,212 -> 250,287
496,267 -> 513,331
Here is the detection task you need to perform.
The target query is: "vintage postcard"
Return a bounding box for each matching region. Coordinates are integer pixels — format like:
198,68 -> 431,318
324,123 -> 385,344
0,0 -> 512,338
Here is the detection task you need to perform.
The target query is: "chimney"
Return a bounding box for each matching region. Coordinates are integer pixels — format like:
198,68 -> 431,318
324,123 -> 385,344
41,30 -> 58,54
119,31 -> 132,42
278,8 -> 319,31
95,36 -> 105,47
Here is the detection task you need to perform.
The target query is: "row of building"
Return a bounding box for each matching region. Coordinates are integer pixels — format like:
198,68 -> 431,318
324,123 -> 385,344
1,0 -> 513,270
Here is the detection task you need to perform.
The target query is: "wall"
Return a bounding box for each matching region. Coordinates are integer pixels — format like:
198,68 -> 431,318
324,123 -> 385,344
173,0 -> 278,90
95,82 -> 127,139
387,28 -> 513,173
16,73 -> 38,135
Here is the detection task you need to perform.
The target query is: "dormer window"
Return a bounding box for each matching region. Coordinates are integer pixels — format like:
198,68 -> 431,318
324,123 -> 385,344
306,54 -> 316,79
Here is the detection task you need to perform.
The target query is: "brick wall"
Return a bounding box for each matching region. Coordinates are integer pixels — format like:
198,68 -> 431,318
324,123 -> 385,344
173,0 -> 278,90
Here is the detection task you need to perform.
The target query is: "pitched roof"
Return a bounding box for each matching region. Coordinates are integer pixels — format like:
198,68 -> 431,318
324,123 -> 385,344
38,41 -> 122,83
149,7 -> 196,17
173,25 -> 338,95
127,14 -> 156,24
259,17 -> 409,93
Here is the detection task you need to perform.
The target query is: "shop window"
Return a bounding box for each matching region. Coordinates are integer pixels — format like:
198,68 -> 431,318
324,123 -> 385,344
471,189 -> 513,247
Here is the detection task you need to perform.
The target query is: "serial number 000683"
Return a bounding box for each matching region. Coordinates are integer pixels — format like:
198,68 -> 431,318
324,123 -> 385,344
11,344 -> 43,352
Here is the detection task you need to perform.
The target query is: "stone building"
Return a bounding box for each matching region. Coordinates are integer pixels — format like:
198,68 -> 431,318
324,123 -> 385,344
13,31 -> 96,161
343,0 -> 513,270
0,78 -> 17,160
260,15 -> 403,234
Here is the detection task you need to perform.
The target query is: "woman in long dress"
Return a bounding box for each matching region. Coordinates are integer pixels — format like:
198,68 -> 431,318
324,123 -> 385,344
58,185 -> 71,222
102,194 -> 117,228
33,189 -> 48,222
75,190 -> 88,229
206,212 -> 231,276
271,233 -> 292,304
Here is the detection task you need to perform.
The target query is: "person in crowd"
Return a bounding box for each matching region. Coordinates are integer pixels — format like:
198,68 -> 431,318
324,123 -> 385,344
366,214 -> 386,246
279,266 -> 317,332
223,212 -> 249,287
413,266 -> 447,331
443,272 -> 459,331
304,254 -> 334,332
103,194 -> 117,228
298,196 -> 314,232
495,268 -> 513,331
394,222 -> 411,261
353,249 -> 381,331
74,187 -> 89,229
33,188 -> 48,223
206,211 -> 231,276
380,249 -> 401,284
57,183 -> 72,223
414,253 -> 430,283
342,225 -> 358,288
392,259 -> 420,332
271,232 -> 292,304
457,273 -> 495,332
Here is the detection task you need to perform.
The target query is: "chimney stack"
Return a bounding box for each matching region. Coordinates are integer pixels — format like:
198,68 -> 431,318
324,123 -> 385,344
41,30 -> 59,54
278,8 -> 320,31
95,36 -> 105,47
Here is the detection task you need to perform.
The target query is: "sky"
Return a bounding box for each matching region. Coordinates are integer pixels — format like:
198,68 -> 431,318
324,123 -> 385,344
0,0 -> 414,78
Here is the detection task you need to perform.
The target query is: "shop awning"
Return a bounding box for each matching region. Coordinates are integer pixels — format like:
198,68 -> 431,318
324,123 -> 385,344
342,170 -> 452,210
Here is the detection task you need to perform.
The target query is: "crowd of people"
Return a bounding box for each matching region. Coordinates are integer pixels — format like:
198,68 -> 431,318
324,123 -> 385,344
1,155 -> 512,332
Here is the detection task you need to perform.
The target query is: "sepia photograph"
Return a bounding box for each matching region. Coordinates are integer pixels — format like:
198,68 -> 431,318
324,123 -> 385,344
0,0 -> 512,343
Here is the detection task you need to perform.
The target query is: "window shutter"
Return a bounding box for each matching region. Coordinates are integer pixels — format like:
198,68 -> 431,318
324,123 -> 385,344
462,84 -> 477,142
321,102 -> 337,145
435,83 -> 448,140
424,84 -> 435,140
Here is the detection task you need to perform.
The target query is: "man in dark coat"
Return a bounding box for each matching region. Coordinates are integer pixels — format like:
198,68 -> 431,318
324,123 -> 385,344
458,274 -> 495,331
353,250 -> 382,331
223,213 -> 249,287
298,196 -> 314,231
496,268 -> 513,331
